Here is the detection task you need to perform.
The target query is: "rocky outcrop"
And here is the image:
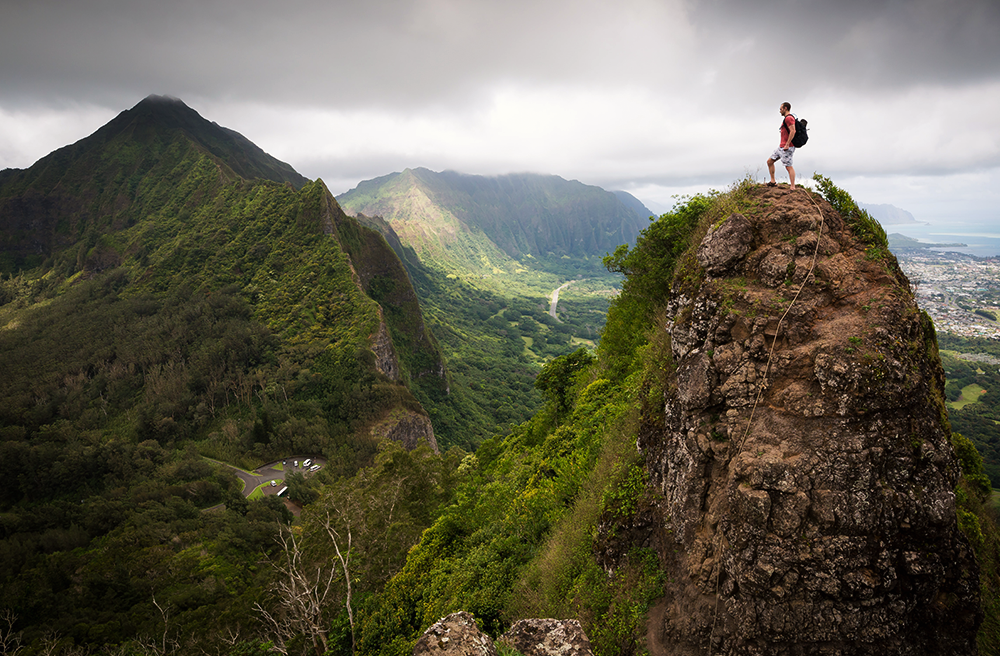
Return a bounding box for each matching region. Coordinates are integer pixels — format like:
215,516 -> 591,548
414,612 -> 497,656
499,619 -> 595,656
642,185 -> 980,655
413,613 -> 594,656
370,408 -> 439,452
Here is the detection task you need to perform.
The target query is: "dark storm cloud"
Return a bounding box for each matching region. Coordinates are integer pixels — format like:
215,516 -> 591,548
0,0 -> 690,110
4,0 -> 998,118
690,0 -> 1000,89
4,0 -> 998,106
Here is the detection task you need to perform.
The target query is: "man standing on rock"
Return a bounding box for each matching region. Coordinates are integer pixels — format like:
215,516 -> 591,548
767,102 -> 796,189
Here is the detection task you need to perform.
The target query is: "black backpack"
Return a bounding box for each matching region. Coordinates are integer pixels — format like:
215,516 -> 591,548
787,114 -> 808,148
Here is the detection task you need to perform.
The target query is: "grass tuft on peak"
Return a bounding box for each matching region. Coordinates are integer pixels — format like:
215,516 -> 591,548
811,173 -> 888,249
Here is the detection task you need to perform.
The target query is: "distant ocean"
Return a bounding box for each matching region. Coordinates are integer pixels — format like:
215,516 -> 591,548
883,221 -> 1000,258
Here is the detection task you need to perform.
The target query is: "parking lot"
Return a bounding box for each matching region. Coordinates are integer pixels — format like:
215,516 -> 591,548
218,456 -> 327,499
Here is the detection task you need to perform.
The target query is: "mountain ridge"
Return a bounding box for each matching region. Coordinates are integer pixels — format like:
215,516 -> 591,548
337,167 -> 648,279
0,95 -> 446,454
0,95 -> 308,273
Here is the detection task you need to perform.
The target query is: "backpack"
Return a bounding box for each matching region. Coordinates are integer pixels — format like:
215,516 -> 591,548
786,114 -> 809,148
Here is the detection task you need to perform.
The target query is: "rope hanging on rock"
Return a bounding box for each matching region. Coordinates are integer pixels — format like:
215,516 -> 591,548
706,186 -> 828,655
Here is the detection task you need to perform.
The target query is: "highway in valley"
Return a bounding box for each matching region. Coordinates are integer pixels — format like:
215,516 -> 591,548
548,280 -> 578,321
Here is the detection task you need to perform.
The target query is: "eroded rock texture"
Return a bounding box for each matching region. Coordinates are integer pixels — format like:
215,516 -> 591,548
643,186 -> 980,655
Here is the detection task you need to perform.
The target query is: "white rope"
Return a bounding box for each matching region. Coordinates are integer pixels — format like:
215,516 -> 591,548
705,187 -> 827,655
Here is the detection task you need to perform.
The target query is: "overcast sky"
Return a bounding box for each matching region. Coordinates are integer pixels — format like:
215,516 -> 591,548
2,0 -> 998,222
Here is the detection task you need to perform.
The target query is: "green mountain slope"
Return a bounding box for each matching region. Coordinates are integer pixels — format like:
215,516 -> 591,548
0,97 -> 444,454
337,167 -> 646,280
0,98 -> 458,649
0,95 -> 308,274
336,169 -> 648,445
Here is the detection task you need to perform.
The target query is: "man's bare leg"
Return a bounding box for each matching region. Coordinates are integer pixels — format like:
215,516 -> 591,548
787,165 -> 796,189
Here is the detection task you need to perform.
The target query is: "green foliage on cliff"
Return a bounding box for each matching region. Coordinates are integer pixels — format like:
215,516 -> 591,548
341,186 -> 730,656
952,431 -> 1000,655
812,173 -> 887,250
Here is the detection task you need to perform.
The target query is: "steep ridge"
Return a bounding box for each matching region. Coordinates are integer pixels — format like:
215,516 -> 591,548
0,95 -> 442,454
0,95 -> 307,272
640,185 -> 980,654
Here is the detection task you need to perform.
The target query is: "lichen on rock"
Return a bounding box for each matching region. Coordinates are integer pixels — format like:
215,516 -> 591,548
414,613 -> 594,656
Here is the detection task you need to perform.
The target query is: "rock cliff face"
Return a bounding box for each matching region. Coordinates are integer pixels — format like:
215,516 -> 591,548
371,310 -> 402,381
642,186 -> 980,655
370,408 -> 439,453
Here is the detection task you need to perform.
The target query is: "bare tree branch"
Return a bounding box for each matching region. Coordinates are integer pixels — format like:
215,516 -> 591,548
0,609 -> 23,656
255,527 -> 336,656
323,511 -> 355,654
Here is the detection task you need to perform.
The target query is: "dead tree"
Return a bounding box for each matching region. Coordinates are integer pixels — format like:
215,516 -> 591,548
322,511 -> 355,654
0,609 -> 22,656
255,527 -> 336,656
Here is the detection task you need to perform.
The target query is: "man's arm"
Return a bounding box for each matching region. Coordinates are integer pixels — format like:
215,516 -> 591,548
784,116 -> 796,149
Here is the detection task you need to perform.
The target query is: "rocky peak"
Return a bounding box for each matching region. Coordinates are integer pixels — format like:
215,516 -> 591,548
642,185 -> 980,654
370,408 -> 438,453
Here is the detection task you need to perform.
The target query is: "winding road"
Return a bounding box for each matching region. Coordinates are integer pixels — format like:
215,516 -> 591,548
549,280 -> 578,321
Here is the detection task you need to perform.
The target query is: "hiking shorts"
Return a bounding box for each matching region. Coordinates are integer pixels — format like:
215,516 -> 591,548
771,147 -> 795,167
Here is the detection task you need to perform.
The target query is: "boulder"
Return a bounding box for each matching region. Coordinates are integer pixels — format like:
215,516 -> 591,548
413,612 -> 496,656
499,619 -> 594,656
696,212 -> 753,276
